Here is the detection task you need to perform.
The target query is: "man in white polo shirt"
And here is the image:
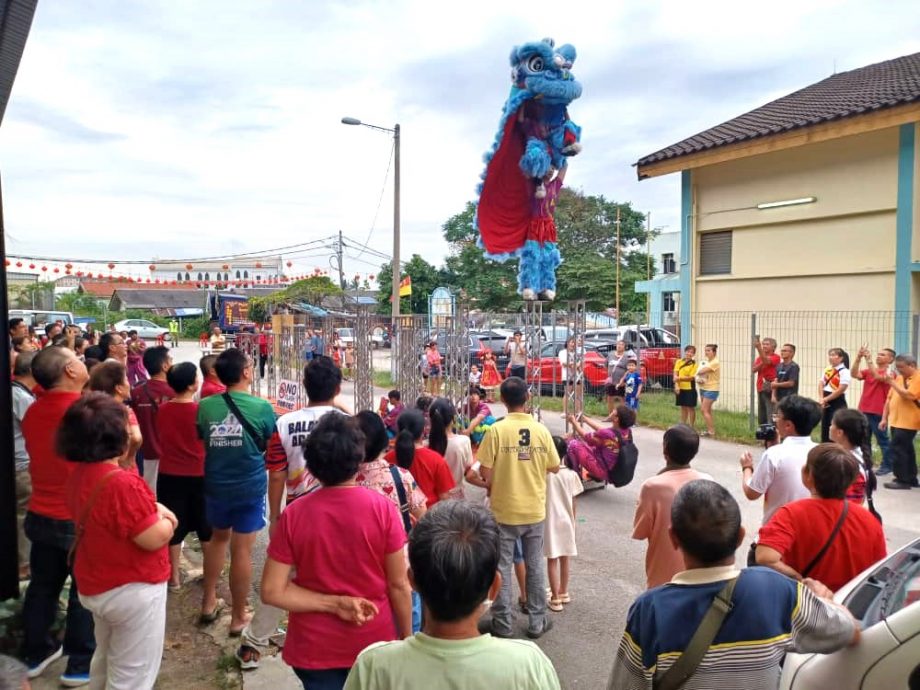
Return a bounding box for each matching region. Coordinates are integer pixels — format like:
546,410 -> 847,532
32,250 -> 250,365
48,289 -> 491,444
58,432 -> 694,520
739,395 -> 822,524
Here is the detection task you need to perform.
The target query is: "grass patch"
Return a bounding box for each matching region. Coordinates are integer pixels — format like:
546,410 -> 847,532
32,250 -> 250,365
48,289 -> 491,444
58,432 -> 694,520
540,391 -> 758,446
373,371 -> 394,389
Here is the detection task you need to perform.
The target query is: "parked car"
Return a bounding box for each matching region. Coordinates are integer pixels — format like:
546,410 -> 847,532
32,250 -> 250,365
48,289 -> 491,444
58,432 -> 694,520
505,340 -> 638,396
335,327 -> 355,346
113,318 -> 170,341
9,309 -> 74,337
780,536 -> 920,689
585,325 -> 681,387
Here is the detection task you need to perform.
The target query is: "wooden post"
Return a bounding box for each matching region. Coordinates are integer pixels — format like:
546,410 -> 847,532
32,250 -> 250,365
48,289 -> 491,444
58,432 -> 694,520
615,205 -> 621,321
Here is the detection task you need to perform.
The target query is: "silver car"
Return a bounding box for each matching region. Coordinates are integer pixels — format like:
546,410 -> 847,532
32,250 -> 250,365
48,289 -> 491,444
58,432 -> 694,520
113,318 -> 171,341
781,537 -> 920,688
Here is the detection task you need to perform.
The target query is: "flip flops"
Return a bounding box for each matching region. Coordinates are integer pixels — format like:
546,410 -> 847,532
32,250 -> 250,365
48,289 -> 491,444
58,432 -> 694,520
548,598 -> 564,612
197,598 -> 225,625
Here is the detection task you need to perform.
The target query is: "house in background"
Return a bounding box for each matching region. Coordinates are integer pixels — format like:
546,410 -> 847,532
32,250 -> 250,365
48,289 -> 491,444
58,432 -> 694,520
635,229 -> 681,330
635,51 -> 920,411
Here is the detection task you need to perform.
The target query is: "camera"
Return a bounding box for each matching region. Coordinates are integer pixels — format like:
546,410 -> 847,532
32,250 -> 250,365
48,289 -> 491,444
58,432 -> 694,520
755,423 -> 777,441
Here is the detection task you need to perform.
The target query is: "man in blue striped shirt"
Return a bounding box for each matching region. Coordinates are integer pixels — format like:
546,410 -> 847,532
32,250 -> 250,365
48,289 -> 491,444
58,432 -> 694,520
608,480 -> 859,690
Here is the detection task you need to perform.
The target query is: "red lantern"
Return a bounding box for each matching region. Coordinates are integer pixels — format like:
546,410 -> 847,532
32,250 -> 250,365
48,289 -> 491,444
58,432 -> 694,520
41,266 -> 48,272
369,274 -> 375,280
107,262 -> 115,271
65,269 -> 72,275
286,261 -> 292,268
146,278 -> 151,283
222,264 -> 229,270
65,263 -> 73,270
155,279 -> 161,284
171,280 -> 177,286
149,264 -> 156,272
76,271 -> 83,277
185,264 -> 193,271
16,261 -> 22,267
255,261 -> 262,269
28,263 -> 35,270
53,267 -> 60,273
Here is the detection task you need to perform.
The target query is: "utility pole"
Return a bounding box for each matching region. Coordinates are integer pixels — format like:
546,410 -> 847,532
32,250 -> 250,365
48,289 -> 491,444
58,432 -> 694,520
646,211 -> 652,319
615,205 -> 621,323
337,230 -> 346,310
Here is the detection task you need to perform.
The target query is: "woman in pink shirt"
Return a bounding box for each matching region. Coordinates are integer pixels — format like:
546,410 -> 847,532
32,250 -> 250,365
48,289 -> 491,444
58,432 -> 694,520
262,414 -> 413,689
565,405 -> 637,482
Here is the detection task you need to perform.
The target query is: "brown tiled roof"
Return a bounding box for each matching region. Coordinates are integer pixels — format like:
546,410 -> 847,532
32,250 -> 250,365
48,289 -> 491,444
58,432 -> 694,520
79,280 -> 196,297
636,51 -> 920,169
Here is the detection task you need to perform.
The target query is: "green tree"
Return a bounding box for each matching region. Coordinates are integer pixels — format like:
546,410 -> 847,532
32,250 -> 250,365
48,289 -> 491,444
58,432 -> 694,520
249,276 -> 342,321
55,292 -> 106,318
375,254 -> 442,315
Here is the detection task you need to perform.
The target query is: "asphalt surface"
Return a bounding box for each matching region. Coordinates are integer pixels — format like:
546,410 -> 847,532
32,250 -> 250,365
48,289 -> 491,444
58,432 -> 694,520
169,343 -> 920,688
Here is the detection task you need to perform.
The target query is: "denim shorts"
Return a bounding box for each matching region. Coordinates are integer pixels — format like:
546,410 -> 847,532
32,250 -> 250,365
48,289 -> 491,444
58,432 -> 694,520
700,390 -> 719,401
205,494 -> 266,533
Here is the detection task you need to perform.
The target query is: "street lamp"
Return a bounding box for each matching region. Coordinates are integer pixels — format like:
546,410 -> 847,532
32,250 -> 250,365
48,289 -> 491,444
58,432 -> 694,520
342,116 -> 401,377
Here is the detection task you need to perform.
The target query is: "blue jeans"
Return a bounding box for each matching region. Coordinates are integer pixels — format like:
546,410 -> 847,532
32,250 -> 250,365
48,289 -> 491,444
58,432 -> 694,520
21,512 -> 95,674
865,412 -> 892,471
293,667 -> 350,689
492,522 -> 546,636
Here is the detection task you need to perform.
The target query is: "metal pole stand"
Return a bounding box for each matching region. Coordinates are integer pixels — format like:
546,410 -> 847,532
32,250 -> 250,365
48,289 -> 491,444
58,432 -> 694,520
522,300 -> 545,422
354,305 -> 374,412
564,300 -> 587,433
442,301 -> 470,412
396,315 -> 425,403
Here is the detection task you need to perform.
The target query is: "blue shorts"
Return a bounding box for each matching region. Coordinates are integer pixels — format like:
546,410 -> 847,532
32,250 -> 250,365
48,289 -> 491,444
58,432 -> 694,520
205,494 -> 266,534
700,390 -> 719,401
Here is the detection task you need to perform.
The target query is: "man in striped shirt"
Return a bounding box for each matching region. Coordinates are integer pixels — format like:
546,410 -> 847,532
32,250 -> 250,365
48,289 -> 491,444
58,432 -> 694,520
608,480 -> 859,690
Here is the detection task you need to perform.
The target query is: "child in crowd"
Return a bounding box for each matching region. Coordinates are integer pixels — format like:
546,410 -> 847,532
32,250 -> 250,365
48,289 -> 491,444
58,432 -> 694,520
461,386 -> 496,447
468,364 -> 482,387
385,409 -> 455,508
428,398 -> 487,501
380,389 -> 405,439
479,350 -> 502,402
343,343 -> 355,380
198,354 -> 226,399
544,437 -> 584,612
415,395 -> 433,441
632,424 -> 712,588
621,360 -> 643,412
344,502 -> 561,689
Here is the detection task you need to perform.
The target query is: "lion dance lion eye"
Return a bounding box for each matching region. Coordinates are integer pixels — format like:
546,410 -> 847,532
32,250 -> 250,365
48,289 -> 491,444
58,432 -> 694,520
527,56 -> 544,72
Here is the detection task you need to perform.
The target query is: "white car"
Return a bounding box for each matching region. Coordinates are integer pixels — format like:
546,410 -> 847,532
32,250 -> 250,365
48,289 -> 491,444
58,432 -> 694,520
781,536 -> 920,688
113,318 -> 171,341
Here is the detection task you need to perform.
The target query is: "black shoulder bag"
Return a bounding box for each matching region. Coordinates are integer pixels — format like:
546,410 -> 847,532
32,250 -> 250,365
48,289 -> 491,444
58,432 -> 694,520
388,465 -> 413,534
800,500 -> 849,579
222,393 -> 267,453
653,577 -> 738,690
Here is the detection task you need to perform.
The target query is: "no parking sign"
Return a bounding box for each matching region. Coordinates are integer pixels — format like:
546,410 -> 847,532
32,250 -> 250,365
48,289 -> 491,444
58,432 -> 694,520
277,379 -> 299,411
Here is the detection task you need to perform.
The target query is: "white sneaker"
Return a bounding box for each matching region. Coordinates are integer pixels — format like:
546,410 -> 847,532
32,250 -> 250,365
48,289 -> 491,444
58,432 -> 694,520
27,647 -> 63,679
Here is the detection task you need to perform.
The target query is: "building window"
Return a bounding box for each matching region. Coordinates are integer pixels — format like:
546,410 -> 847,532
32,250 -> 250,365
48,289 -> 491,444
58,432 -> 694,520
205,272 -> 210,281
662,292 -> 676,312
197,272 -> 203,281
699,231 -> 732,276
661,253 -> 676,274
185,272 -> 190,281
244,270 -> 248,279
176,272 -> 182,281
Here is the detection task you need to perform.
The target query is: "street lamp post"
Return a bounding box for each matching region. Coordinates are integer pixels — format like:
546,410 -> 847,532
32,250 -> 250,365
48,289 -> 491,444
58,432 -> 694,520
342,116 -> 400,378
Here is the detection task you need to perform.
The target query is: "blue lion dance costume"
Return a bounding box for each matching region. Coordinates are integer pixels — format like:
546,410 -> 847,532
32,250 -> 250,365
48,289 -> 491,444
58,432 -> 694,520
475,38 -> 582,300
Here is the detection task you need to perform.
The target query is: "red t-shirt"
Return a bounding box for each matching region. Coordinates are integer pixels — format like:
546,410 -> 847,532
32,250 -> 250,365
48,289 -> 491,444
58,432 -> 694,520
757,497 -> 886,592
200,378 -> 226,399
66,463 -> 170,595
267,486 -> 406,670
156,401 -> 205,476
384,446 -> 455,507
130,378 -> 174,460
23,390 -> 82,521
755,353 -> 781,390
858,369 -> 891,416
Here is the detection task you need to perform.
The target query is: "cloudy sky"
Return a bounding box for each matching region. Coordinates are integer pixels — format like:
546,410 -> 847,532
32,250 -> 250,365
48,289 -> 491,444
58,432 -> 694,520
1,0 -> 919,282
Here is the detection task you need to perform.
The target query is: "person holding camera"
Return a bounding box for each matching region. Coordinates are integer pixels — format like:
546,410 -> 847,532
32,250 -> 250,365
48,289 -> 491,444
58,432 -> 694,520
752,336 -> 781,425
739,395 -> 821,524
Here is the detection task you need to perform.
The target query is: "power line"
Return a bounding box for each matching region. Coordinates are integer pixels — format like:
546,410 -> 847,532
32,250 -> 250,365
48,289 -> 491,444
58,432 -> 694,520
351,140 -> 395,260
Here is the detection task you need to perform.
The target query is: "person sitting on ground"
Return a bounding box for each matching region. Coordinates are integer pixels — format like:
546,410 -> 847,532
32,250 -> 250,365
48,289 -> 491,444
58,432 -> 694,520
608,480 -> 860,690
198,354 -> 226,399
262,413 -> 413,689
88,361 -> 143,474
632,425 -> 713,589
380,389 -> 404,439
428,398 -> 486,501
156,361 -> 219,618
565,404 -> 637,483
755,443 -> 886,592
344,501 -> 562,690
62,393 -> 177,690
384,409 -> 455,508
740,394 -> 821,524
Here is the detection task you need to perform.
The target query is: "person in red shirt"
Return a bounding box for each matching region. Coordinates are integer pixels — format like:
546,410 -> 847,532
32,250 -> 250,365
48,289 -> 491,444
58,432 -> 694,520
130,346 -> 175,495
383,408 -> 455,507
199,353 -> 226,399
752,336 -> 781,425
88,361 -> 143,474
61,393 -> 177,689
157,361 -> 221,621
755,443 -> 886,592
20,346 -> 95,685
851,345 -> 895,475
257,325 -> 270,379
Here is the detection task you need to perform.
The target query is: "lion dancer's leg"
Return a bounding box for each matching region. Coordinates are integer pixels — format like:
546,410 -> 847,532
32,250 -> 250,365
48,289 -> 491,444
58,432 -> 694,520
538,241 -> 561,301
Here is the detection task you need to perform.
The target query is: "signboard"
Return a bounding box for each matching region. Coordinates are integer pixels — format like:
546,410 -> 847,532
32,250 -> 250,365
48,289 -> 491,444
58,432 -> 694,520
225,300 -> 250,326
276,379 -> 299,411
429,286 -> 454,334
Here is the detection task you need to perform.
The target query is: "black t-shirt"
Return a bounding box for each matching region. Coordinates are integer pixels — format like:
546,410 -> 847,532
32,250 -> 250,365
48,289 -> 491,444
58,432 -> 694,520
775,361 -> 800,398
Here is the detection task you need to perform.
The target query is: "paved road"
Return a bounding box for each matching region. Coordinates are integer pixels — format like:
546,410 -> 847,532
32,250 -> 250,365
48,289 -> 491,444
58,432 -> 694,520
169,342 -> 920,688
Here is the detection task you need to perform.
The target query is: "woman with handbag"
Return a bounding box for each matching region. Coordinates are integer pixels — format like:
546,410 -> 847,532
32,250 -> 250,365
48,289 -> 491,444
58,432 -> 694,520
62,393 -> 177,689
754,443 -> 886,591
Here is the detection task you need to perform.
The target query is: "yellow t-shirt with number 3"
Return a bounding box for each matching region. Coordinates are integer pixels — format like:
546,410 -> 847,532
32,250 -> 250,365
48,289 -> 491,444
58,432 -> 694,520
477,412 -> 560,525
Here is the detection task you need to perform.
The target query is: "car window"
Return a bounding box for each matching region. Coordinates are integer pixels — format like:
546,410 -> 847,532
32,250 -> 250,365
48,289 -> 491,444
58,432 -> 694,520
140,320 -> 155,328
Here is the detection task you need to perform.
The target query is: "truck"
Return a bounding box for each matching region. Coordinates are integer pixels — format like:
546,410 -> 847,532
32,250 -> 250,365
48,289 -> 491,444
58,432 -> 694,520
207,292 -> 253,334
584,325 -> 682,387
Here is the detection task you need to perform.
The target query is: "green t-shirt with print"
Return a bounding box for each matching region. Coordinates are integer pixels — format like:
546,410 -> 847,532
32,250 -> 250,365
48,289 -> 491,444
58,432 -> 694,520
197,391 -> 276,501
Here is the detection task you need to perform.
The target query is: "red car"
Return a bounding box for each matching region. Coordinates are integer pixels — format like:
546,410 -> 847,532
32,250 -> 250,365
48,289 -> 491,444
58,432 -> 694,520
505,342 -> 634,395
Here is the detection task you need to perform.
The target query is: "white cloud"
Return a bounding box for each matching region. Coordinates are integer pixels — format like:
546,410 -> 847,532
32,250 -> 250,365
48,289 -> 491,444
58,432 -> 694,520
1,0 -> 918,285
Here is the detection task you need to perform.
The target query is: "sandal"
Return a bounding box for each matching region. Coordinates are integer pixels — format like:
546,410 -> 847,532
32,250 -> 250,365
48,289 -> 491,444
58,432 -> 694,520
558,592 -> 572,604
235,644 -> 261,671
198,599 -> 225,625
548,598 -> 564,612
